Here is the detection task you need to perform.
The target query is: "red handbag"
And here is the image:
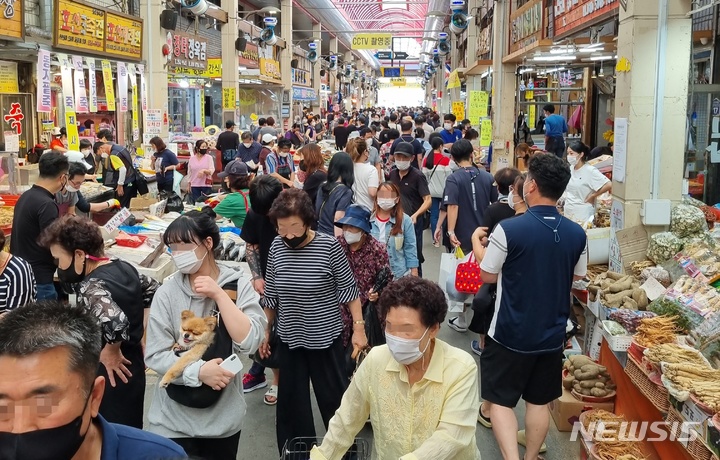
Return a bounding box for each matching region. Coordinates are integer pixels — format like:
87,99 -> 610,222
455,253 -> 483,294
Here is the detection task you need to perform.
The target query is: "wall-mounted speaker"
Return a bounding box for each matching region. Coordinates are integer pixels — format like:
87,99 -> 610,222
160,10 -> 178,30
291,59 -> 298,69
320,69 -> 326,77
235,37 -> 247,52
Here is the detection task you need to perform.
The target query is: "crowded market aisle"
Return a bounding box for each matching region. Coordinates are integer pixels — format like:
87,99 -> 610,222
141,234 -> 580,460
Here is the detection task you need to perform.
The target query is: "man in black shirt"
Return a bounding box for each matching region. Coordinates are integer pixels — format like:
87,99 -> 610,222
389,143 -> 431,277
217,120 -> 240,169
390,120 -> 424,168
483,167 -> 522,234
10,151 -> 69,300
333,118 -> 350,151
240,175 -> 284,396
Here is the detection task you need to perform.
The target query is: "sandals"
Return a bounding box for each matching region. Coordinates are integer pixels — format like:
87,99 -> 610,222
517,429 -> 547,453
263,385 -> 278,406
477,403 -> 492,428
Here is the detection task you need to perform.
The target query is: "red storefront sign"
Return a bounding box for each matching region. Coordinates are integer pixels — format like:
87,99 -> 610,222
553,0 -> 618,37
238,43 -> 260,69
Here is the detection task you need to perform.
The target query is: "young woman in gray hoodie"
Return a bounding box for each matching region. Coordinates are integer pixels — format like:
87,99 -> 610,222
145,208 -> 267,460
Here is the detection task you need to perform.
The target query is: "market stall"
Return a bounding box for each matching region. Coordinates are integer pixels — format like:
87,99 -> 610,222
568,199 -> 720,460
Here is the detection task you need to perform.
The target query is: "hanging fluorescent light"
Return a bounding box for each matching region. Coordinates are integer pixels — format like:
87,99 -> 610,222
599,66 -> 605,77
550,47 -> 570,54
532,55 -> 576,61
543,66 -> 566,73
518,67 -> 534,74
578,46 -> 605,53
589,55 -> 614,61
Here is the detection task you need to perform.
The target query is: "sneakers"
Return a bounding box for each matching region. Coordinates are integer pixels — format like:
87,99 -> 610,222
448,316 -> 468,333
242,373 -> 268,393
470,340 -> 483,356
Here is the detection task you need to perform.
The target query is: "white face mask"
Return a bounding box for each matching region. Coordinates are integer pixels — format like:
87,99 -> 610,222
507,190 -> 516,210
567,154 -> 578,166
366,138 -> 373,148
385,327 -> 430,365
395,160 -> 411,171
101,152 -> 109,159
444,122 -> 453,131
81,149 -> 92,155
377,198 -> 396,210
243,142 -> 252,148
344,230 -> 363,244
172,246 -> 207,275
279,151 -> 289,158
66,184 -> 79,193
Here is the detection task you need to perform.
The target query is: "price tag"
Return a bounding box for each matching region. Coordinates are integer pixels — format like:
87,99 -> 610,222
103,207 -> 131,236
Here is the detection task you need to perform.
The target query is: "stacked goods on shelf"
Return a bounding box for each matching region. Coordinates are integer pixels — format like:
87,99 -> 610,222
588,272 -> 648,309
563,355 -> 616,400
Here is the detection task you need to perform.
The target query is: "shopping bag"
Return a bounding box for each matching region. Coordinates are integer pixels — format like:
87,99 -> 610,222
173,170 -> 184,196
455,253 -> 483,294
439,247 -> 473,309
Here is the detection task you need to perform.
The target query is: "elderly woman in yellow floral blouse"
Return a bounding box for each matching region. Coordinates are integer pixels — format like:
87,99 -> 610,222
310,276 -> 481,460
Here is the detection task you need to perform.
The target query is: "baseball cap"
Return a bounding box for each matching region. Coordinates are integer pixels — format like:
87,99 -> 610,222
394,142 -> 415,157
218,160 -> 249,178
262,133 -> 277,144
348,131 -> 361,140
64,150 -> 92,170
225,120 -> 236,129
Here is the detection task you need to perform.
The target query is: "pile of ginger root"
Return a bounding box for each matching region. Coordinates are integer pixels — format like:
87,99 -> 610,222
563,355 -> 616,398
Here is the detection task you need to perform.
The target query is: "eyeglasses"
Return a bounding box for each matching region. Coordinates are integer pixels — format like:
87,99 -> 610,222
68,178 -> 84,189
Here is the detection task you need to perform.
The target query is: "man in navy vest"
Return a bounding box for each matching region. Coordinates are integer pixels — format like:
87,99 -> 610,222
478,153 -> 587,460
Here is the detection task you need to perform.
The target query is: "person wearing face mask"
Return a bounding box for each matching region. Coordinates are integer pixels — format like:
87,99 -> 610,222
0,302 -> 186,460
58,161 -> 119,216
78,139 -> 97,174
305,119 -> 317,143
335,204 -> 392,348
187,139 -> 216,201
10,151 -> 68,301
316,152 -> 355,237
561,140 -> 611,224
258,188 -> 365,455
478,168 -> 523,240
237,131 -> 263,169
145,207 -> 267,459
310,276 -> 480,460
297,143 -> 328,203
266,138 -> 296,189
440,113 -> 463,148
370,182 -> 418,278
41,215 -> 160,429
389,120 -> 424,168
214,160 -> 254,228
99,141 -> 138,209
150,137 -> 179,194
423,135 -> 453,246
346,138 -> 379,212
389,142 -> 431,277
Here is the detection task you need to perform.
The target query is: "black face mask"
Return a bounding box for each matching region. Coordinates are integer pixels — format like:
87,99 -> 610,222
57,254 -> 86,284
0,391 -> 92,460
198,148 -> 208,155
282,231 -> 307,249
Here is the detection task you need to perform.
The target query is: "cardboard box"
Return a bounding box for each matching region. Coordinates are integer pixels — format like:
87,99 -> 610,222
130,197 -> 158,210
550,388 -> 615,432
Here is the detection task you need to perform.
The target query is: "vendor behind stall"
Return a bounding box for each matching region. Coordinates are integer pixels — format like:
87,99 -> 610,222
215,160 -> 253,228
266,139 -> 295,189
99,142 -> 137,209
561,141 -> 611,224
150,137 -> 179,194
57,160 -> 119,216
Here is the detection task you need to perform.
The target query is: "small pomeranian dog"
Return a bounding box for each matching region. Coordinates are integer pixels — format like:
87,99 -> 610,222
159,310 -> 217,388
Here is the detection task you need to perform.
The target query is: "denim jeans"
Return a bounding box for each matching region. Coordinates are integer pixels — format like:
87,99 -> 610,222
430,197 -> 442,234
36,283 -> 58,301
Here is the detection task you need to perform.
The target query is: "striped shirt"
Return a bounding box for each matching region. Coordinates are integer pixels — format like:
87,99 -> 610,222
263,232 -> 360,349
0,254 -> 36,313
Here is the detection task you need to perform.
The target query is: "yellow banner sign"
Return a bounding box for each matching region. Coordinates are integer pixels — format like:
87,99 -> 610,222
452,101 -> 465,122
391,77 -> 406,86
480,119 -> 492,147
54,0 -> 105,54
105,12 -> 143,60
173,58 -> 222,78
101,60 -> 116,111
447,70 -> 461,89
0,0 -> 23,41
351,33 -> 392,50
528,103 -> 536,129
0,61 -> 19,93
468,90 -> 488,123
223,88 -> 236,110
259,58 -> 281,81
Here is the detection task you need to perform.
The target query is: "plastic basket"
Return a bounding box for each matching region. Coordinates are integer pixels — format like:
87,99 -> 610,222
666,407 -> 714,460
601,322 -> 632,352
624,357 -> 670,413
281,437 -> 370,460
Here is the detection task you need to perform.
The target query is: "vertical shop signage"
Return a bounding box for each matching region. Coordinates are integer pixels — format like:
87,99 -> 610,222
117,62 -> 128,112
128,64 -> 139,141
0,0 -> 23,41
137,64 -> 147,111
553,0 -> 618,38
101,60 -> 116,111
222,88 -> 236,110
612,117 -> 628,182
72,56 -> 88,113
528,103 -> 536,129
60,61 -> 80,150
509,0 -> 544,53
145,109 -> 162,134
468,91 -> 488,123
54,0 -> 105,54
86,58 -> 98,112
0,61 -> 18,93
480,119 -> 492,147
37,50 -> 52,112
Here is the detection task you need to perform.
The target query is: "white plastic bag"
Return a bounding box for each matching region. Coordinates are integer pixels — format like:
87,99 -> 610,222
173,170 -> 184,196
439,248 -> 473,311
